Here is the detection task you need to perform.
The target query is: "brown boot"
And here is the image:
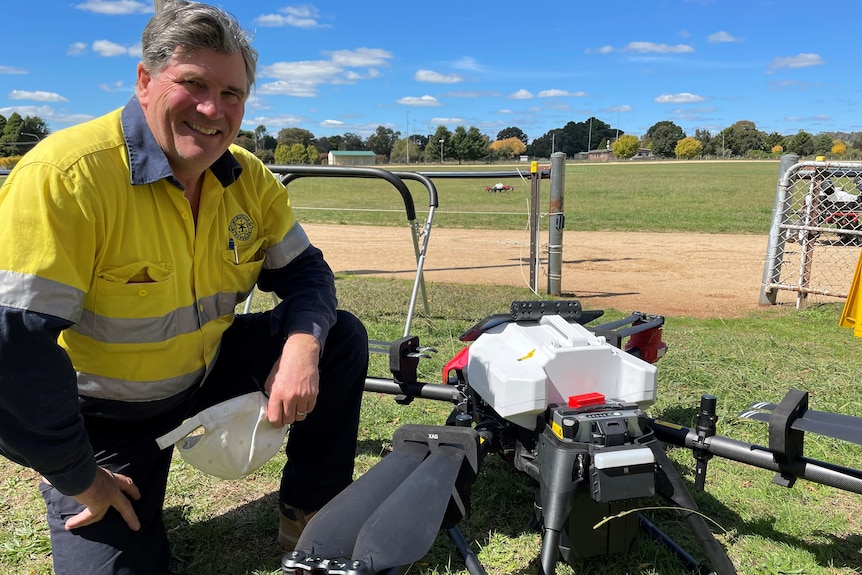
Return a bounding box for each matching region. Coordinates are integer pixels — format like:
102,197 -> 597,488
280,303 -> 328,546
278,506 -> 318,551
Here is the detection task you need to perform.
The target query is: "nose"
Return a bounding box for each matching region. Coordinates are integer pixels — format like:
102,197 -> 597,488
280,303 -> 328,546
196,92 -> 223,118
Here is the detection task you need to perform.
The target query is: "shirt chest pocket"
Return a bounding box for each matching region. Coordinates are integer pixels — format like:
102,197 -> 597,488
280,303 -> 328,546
223,237 -> 267,304
90,262 -> 177,343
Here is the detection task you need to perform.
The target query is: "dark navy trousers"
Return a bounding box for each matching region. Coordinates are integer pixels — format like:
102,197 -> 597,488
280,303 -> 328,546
41,310 -> 368,574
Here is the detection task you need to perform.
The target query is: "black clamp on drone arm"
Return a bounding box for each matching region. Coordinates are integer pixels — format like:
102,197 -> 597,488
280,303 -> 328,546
692,395 -> 718,492
767,388 -> 808,488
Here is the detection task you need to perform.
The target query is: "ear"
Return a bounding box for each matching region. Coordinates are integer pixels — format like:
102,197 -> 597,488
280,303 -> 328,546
136,63 -> 152,106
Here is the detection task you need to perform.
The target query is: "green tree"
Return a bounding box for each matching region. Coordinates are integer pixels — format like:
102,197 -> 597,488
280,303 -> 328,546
723,120 -> 766,156
675,136 -> 703,159
390,138 -> 421,164
694,129 -> 715,156
255,149 -> 275,164
273,143 -> 290,164
254,124 -> 268,151
340,133 -> 365,151
611,134 -> 640,159
0,113 -> 24,156
425,126 -> 452,163
365,126 -> 398,158
813,133 -> 834,156
234,134 -> 255,152
276,127 -> 314,148
496,126 -> 528,145
645,120 -> 685,158
787,130 -> 814,157
450,126 -> 490,163
765,132 -> 786,152
306,145 -> 320,165
286,143 -> 308,164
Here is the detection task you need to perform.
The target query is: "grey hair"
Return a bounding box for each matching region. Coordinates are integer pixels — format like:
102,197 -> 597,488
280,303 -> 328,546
141,0 -> 257,92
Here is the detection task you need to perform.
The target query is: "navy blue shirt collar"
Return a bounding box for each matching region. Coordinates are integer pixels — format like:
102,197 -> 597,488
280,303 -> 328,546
121,96 -> 242,189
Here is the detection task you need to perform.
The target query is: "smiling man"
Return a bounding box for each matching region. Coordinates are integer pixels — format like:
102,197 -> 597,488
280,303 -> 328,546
0,2 -> 368,573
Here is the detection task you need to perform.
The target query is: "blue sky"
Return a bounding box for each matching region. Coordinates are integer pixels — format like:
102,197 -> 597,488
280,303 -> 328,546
0,0 -> 857,143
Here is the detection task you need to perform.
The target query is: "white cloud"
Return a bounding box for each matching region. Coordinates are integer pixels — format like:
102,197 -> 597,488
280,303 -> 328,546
259,48 -> 392,96
257,80 -> 319,97
255,6 -> 328,28
624,42 -> 694,54
453,57 -> 482,71
770,53 -> 824,69
242,113 -> 306,129
75,0 -> 152,15
708,31 -> 742,43
99,80 -> 128,93
327,48 -> 392,67
320,119 -> 346,128
606,105 -> 633,113
0,65 -> 27,75
654,92 -> 705,104
415,69 -> 462,84
92,40 -> 136,57
9,90 -> 68,103
67,42 -> 89,56
510,89 -> 533,100
537,89 -> 587,98
396,95 -> 441,106
430,117 -> 464,125
0,105 -> 93,126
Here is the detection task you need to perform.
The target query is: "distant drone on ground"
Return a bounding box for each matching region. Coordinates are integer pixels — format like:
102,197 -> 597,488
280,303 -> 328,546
484,182 -> 514,192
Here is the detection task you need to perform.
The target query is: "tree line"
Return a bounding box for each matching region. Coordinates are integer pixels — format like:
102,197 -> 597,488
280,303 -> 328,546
3,110 -> 861,165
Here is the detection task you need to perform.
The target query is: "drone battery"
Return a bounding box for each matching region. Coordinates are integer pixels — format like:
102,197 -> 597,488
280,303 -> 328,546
590,445 -> 655,503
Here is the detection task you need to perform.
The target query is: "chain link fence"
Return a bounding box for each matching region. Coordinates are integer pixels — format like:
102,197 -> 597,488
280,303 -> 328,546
760,156 -> 862,309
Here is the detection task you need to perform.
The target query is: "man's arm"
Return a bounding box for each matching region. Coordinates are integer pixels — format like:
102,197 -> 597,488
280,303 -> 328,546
0,307 -> 141,530
256,244 -> 337,425
0,306 -> 97,493
257,244 -> 337,344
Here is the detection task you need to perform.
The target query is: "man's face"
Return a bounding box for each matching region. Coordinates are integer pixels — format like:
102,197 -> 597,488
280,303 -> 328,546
136,48 -> 248,181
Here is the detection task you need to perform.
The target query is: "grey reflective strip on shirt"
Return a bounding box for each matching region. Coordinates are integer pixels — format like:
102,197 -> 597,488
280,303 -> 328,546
0,270 -> 84,321
76,367 -> 206,402
73,291 -> 238,344
264,223 -> 310,270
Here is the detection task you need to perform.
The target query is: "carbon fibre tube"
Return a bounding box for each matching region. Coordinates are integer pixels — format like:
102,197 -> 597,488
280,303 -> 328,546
364,377 -> 463,402
650,419 -> 862,494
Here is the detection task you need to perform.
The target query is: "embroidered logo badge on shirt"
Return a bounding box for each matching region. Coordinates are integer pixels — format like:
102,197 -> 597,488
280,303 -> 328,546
229,213 -> 254,241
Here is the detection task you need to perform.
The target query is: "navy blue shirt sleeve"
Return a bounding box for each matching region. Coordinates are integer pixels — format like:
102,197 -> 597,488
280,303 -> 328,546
257,244 -> 338,345
0,306 -> 98,495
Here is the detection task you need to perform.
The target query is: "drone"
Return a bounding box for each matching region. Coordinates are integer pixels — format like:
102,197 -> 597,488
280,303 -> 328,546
484,182 -> 514,192
281,301 -> 862,575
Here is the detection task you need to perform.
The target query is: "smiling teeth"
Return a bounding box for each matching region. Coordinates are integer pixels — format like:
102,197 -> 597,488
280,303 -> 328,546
188,122 -> 218,136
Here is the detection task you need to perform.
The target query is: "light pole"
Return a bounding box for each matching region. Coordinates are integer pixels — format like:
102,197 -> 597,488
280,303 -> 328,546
405,110 -> 410,165
439,139 -> 444,164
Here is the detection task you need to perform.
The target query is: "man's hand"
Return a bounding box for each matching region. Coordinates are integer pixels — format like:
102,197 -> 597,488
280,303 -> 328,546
264,333 -> 321,426
65,467 -> 141,531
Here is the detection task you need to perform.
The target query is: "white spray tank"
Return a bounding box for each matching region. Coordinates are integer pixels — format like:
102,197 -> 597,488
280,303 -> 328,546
465,315 -> 657,430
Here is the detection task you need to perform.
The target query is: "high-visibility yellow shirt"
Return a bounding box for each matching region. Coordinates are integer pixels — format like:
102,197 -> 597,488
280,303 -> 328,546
0,101 -> 313,401
840,250 -> 862,337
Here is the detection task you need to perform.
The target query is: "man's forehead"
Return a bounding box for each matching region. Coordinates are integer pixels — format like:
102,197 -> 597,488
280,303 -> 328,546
163,48 -> 248,90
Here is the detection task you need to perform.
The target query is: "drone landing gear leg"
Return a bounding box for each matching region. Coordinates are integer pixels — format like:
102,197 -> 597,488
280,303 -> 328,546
446,526 -> 487,575
648,442 -> 736,575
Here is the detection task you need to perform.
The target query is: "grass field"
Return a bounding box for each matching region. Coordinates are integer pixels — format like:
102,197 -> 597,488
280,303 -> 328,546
2,160 -> 861,575
282,160 -> 780,234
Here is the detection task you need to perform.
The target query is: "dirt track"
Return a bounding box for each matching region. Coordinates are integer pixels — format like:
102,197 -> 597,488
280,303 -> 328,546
304,224 -> 771,319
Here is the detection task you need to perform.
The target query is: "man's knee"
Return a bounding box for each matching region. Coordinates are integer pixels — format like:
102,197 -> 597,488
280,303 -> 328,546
328,310 -> 369,360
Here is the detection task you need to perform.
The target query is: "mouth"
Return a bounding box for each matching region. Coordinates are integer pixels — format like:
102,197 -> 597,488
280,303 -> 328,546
185,121 -> 220,137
